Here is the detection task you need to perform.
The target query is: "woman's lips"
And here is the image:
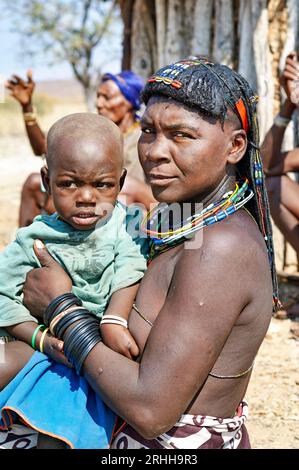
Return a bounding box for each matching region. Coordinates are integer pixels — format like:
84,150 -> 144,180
148,174 -> 177,186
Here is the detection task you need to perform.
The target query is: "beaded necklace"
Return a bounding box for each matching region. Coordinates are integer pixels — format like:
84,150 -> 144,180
142,179 -> 254,261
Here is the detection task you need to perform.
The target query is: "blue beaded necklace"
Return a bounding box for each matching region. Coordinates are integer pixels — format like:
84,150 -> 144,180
142,179 -> 254,260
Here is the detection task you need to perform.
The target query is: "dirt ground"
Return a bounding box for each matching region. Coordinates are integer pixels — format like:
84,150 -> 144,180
0,133 -> 298,449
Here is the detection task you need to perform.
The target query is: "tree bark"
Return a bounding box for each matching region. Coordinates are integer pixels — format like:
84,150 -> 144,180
130,0 -> 156,78
191,0 -> 213,57
155,0 -> 167,67
213,0 -> 234,67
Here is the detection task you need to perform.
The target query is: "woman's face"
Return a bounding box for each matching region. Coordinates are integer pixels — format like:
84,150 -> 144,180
96,80 -> 132,124
138,97 -> 246,204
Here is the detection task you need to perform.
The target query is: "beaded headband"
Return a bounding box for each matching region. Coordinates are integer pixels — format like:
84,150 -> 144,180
147,58 -> 250,133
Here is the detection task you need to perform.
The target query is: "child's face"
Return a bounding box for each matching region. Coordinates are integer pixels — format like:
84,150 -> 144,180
42,135 -> 124,231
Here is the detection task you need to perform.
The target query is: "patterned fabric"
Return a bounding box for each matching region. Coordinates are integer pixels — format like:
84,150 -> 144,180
111,401 -> 250,449
0,424 -> 37,449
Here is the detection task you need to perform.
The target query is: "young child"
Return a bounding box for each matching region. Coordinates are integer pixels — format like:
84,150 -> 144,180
0,113 -> 147,448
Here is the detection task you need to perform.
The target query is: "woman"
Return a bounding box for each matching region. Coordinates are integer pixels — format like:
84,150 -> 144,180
2,58 -> 277,449
261,52 -> 299,325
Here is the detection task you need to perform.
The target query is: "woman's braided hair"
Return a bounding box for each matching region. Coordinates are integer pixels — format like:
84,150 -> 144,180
142,57 -> 280,311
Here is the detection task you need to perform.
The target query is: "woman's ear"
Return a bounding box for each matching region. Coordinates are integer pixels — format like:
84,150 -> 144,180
40,165 -> 51,195
227,129 -> 247,164
119,168 -> 127,191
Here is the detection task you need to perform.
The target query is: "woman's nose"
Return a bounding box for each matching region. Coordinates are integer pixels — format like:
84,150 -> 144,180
144,136 -> 171,164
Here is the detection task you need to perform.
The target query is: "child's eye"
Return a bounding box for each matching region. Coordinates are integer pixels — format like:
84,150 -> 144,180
58,181 -> 76,188
96,182 -> 113,189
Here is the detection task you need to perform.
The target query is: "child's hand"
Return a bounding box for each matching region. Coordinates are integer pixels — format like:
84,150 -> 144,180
100,324 -> 139,360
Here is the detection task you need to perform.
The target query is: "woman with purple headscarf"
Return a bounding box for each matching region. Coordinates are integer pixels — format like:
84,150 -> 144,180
96,71 -> 155,207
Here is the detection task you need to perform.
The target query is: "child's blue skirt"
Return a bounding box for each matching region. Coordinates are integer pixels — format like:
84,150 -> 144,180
0,352 -> 116,448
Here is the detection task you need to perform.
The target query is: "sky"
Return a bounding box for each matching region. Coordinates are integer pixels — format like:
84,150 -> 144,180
0,5 -> 123,88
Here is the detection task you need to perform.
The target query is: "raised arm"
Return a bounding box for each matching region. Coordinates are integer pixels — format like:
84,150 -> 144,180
261,52 -> 299,175
5,70 -> 47,156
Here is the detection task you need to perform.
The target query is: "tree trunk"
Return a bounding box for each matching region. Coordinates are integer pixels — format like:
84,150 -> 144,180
130,0 -> 156,78
83,85 -> 96,112
191,0 -> 213,57
213,0 -> 234,67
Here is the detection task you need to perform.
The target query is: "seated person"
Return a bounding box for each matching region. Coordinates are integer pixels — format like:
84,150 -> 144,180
1,58 -> 276,450
261,51 -> 299,321
0,113 -> 147,448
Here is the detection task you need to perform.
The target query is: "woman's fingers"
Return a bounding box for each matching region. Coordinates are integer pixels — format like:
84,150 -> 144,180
33,240 -> 60,268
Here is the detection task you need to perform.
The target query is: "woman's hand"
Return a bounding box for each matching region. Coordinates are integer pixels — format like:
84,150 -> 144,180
5,70 -> 35,109
23,240 -> 72,318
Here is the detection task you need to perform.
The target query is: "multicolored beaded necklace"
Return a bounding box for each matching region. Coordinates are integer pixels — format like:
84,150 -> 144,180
142,179 -> 254,261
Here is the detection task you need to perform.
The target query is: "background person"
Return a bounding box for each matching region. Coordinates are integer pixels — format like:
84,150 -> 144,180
261,51 -> 299,324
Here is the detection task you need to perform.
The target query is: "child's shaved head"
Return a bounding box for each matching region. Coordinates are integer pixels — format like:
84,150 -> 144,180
46,113 -> 124,171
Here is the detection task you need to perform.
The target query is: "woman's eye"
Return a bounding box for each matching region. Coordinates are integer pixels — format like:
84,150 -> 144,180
141,127 -> 154,134
174,132 -> 192,139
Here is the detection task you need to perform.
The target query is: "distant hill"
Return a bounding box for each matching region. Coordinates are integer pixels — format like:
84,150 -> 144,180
35,79 -> 85,101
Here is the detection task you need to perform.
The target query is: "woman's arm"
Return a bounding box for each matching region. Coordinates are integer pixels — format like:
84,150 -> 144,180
261,52 -> 299,175
24,231 -> 253,439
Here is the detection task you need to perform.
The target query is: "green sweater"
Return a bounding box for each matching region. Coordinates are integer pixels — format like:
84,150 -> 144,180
0,203 -> 148,337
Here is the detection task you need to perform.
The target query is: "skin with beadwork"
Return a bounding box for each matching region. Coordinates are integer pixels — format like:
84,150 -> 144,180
21,59 -> 276,448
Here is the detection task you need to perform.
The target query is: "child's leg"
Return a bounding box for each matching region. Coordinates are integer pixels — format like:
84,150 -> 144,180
37,433 -> 67,449
0,341 -> 34,390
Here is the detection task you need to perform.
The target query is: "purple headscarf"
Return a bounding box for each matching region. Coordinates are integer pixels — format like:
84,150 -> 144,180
101,71 -> 144,110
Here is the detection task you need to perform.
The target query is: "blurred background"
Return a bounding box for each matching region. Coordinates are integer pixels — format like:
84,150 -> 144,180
0,0 -> 298,448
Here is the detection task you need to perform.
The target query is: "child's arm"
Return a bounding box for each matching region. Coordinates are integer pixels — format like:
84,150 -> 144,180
6,322 -> 72,368
100,283 -> 140,359
0,238 -> 71,366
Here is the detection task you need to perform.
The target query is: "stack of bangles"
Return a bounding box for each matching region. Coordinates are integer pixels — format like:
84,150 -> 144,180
31,293 -> 102,375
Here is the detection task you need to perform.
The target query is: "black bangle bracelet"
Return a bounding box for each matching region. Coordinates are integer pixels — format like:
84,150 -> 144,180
62,316 -> 102,375
49,297 -> 83,325
62,316 -> 96,351
69,323 -> 100,361
44,293 -> 75,324
55,310 -> 92,339
63,318 -> 99,358
66,327 -> 102,375
44,293 -> 81,325
76,335 -> 102,375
